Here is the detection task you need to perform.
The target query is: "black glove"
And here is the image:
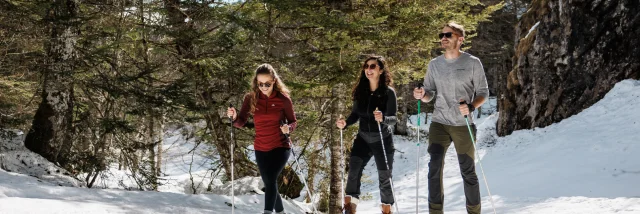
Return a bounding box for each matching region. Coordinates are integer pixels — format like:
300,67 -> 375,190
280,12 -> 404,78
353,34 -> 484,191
459,101 -> 475,112
467,103 -> 475,112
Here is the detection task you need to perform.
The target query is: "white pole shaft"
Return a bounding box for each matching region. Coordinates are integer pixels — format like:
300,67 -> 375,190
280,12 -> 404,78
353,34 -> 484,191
229,116 -> 235,214
288,141 -> 318,214
464,116 -> 497,214
416,116 -> 420,214
340,128 -> 345,213
376,120 -> 400,214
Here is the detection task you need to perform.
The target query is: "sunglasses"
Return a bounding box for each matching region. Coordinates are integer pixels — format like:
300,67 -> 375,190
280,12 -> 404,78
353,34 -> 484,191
363,63 -> 378,70
438,32 -> 459,39
258,82 -> 272,88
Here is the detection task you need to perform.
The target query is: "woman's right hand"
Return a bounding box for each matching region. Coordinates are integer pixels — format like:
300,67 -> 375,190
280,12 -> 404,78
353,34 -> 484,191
227,107 -> 237,121
336,119 -> 346,129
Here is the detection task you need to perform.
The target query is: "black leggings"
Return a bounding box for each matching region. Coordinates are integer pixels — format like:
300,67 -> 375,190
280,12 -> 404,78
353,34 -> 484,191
255,147 -> 291,213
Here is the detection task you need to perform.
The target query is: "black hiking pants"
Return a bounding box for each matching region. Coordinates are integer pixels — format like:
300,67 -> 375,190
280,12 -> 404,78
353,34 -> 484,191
345,132 -> 395,205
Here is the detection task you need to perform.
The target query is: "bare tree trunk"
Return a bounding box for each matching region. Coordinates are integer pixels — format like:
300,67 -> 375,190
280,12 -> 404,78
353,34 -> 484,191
139,0 -> 157,190
119,152 -> 125,170
24,0 -> 78,170
156,111 -> 164,177
148,115 -> 157,190
132,141 -> 140,175
395,83 -> 410,135
306,142 -> 317,203
149,145 -> 157,190
328,87 -> 344,213
118,153 -> 123,170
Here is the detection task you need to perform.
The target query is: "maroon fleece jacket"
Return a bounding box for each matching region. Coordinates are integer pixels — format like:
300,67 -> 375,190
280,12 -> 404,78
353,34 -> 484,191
233,91 -> 297,152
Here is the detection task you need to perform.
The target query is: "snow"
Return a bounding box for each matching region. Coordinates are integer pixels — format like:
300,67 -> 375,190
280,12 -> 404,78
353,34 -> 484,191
525,21 -> 541,39
0,168 -> 306,214
0,126 -> 310,213
0,130 -> 84,188
80,124 -> 223,193
1,79 -> 640,213
353,79 -> 640,213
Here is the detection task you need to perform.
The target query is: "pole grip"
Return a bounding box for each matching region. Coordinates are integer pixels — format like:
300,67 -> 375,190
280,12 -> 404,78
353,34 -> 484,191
459,101 -> 469,118
228,103 -> 235,120
280,120 -> 290,139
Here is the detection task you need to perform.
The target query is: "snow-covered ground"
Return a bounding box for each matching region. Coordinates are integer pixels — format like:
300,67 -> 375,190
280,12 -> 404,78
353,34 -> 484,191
85,124 -> 223,194
0,130 -> 84,188
1,79 -> 640,213
0,125 -> 311,213
354,79 -> 640,213
0,167 -> 309,214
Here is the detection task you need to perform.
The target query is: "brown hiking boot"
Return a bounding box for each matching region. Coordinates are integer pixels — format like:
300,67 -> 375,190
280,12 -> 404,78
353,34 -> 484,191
343,195 -> 358,214
381,203 -> 392,214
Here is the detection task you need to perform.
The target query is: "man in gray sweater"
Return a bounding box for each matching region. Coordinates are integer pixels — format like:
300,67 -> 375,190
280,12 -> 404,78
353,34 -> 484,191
413,22 -> 489,214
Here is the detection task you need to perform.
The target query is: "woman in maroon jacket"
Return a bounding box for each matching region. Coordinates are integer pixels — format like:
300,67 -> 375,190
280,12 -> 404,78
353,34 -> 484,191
227,63 -> 297,214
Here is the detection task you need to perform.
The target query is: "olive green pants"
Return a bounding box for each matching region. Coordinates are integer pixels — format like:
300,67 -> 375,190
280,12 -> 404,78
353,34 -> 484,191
427,122 -> 481,214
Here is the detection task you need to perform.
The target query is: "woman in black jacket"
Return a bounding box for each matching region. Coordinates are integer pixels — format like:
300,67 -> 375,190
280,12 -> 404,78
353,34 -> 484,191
336,55 -> 397,214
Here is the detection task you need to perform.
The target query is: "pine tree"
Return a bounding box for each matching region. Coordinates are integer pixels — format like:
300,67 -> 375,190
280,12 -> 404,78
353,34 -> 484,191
24,0 -> 79,170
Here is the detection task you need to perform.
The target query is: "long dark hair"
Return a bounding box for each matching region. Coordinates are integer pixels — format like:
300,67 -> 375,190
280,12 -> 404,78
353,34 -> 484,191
351,55 -> 393,101
248,63 -> 290,113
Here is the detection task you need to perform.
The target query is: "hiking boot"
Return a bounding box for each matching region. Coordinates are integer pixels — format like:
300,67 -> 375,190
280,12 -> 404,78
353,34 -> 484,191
381,203 -> 392,214
343,195 -> 359,214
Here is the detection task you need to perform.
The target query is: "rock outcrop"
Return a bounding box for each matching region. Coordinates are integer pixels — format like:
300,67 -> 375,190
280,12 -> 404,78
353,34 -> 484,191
498,0 -> 640,136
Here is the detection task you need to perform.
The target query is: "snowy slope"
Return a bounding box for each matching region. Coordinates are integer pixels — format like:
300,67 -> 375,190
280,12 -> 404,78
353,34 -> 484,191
0,168 -> 310,214
353,79 -> 640,213
1,79 -> 640,214
0,131 -> 84,188
0,127 -> 310,214
85,124 -> 224,193
0,126 -> 312,213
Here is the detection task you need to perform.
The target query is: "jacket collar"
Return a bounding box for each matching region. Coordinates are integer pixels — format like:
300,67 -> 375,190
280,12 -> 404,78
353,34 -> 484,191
258,91 -> 278,99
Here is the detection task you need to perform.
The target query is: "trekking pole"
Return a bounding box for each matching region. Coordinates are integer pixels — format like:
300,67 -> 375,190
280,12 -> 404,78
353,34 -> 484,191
339,114 -> 346,213
281,121 -> 318,214
375,108 -> 400,214
228,104 -> 235,214
459,101 -> 497,214
416,83 -> 424,214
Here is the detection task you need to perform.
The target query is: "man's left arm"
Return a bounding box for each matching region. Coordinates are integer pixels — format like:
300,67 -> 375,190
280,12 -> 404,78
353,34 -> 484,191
460,59 -> 490,115
471,59 -> 489,109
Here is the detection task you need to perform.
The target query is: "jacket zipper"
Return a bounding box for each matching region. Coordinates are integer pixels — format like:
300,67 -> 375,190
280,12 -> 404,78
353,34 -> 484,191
265,94 -> 268,114
367,91 -> 373,132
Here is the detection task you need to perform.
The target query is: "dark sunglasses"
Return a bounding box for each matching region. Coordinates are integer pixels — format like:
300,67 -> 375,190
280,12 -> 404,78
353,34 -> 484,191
438,32 -> 458,39
258,82 -> 272,88
363,63 -> 378,70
